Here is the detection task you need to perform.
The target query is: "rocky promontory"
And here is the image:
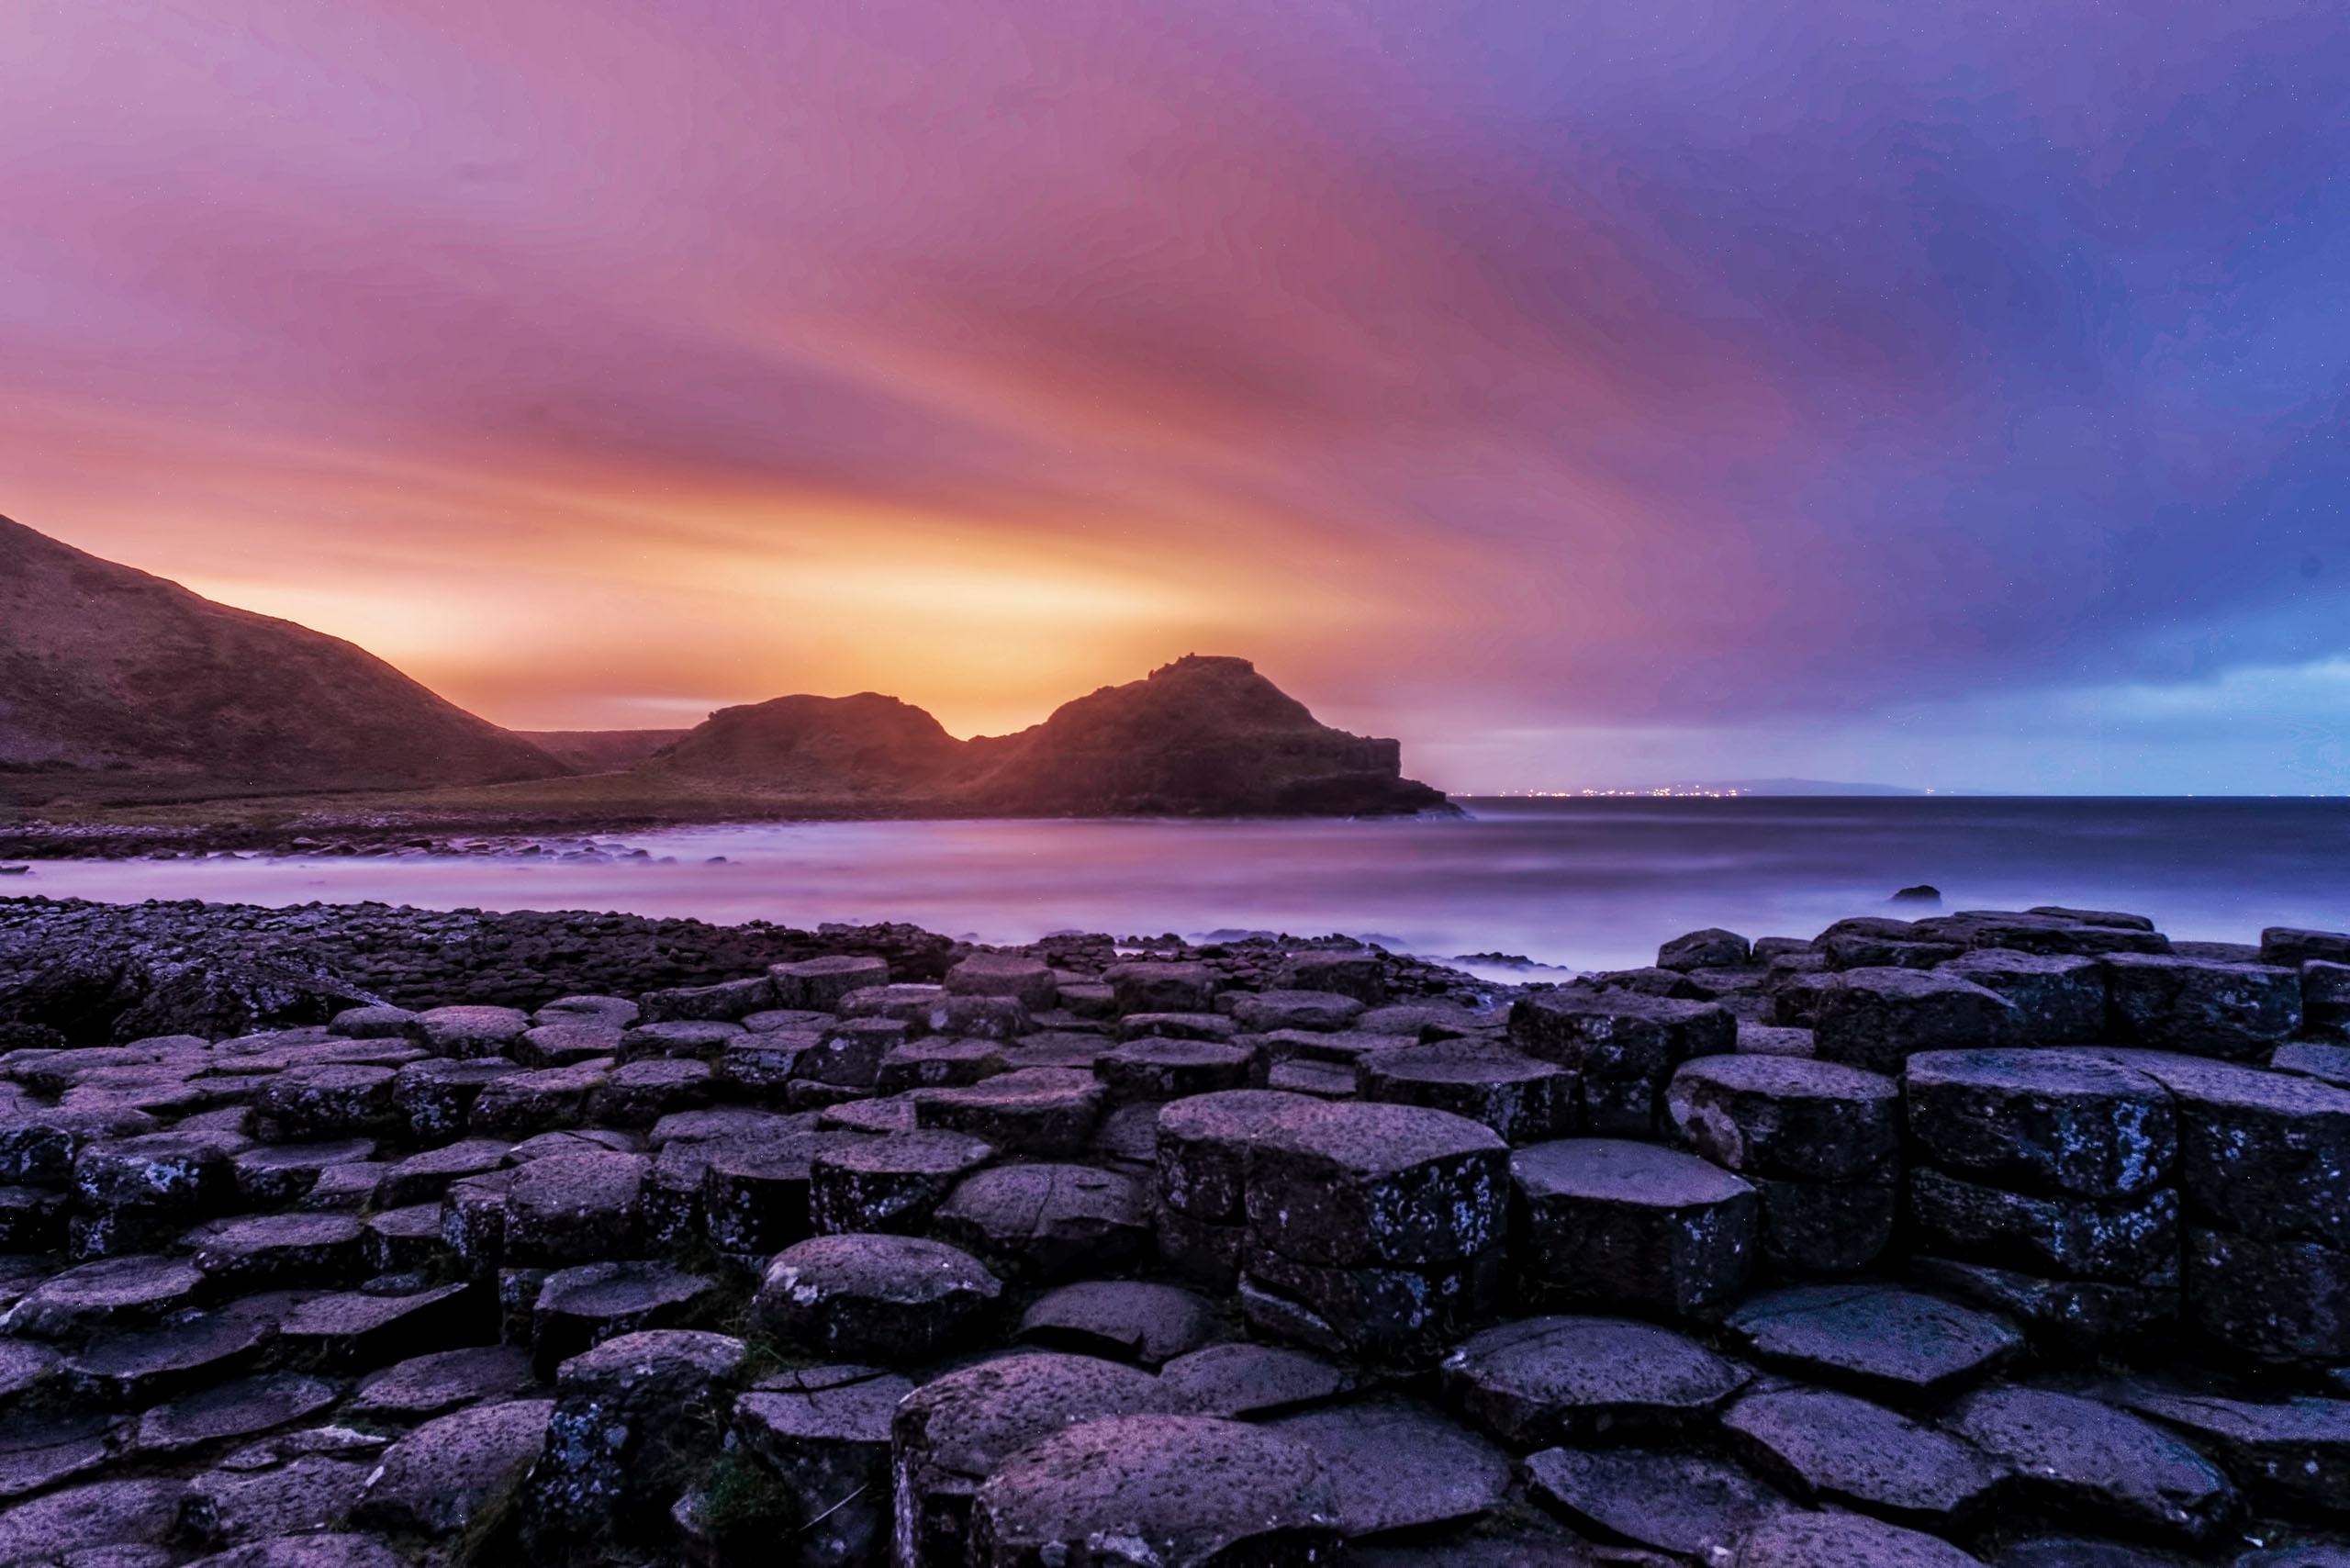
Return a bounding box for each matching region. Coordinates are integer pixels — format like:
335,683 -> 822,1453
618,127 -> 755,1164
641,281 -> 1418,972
0,898 -> 2345,1564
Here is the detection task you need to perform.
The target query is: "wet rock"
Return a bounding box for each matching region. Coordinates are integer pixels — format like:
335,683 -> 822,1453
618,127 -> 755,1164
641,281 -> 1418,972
2185,1226 -> 2350,1362
349,1396 -> 553,1537
1104,960 -> 1221,1015
1270,1394 -> 1505,1540
916,1068 -> 1103,1156
1524,1446 -> 1785,1560
348,1345 -> 536,1421
1231,991 -> 1367,1034
1016,1281 -> 1223,1367
410,1004 -> 532,1058
1098,1037 -> 1253,1101
946,954 -> 1058,1010
531,1260 -> 718,1376
1906,1049 -> 2177,1198
1359,1043 -> 1575,1143
968,1413 -> 1338,1566
1511,1138 -> 1759,1314
1158,1341 -> 1353,1418
186,1212 -> 366,1289
1809,968 -> 2020,1072
1440,1314 -> 1749,1444
731,1364 -> 912,1568
753,1234 -> 1001,1362
1244,1101 -> 1505,1273
1948,1384 -> 2236,1543
1509,991 -> 1735,1135
500,1149 -> 647,1266
888,1351 -> 1167,1568
1726,1282 -> 2023,1400
1660,929 -> 1753,971
128,1372 -> 340,1456
934,1163 -> 1147,1281
2103,955 -> 2301,1058
1749,1169 -> 1899,1275
229,1138 -> 378,1205
768,956 -> 890,1012
1727,1509 -> 1987,1566
1940,949 -> 2109,1045
808,1130 -> 993,1236
1909,1168 -> 2180,1284
520,1328 -> 748,1553
1665,1054 -> 1898,1182
1722,1384 -> 2007,1529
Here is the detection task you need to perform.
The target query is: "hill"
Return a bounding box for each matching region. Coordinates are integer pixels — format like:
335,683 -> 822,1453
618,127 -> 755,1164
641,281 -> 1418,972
520,729 -> 689,772
643,693 -> 968,793
0,515 -> 566,804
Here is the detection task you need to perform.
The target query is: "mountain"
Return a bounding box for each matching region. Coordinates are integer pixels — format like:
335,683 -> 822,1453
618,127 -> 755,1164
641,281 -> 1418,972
0,515 -> 566,802
631,655 -> 1449,816
953,655 -> 1447,815
643,693 -> 968,792
520,729 -> 689,772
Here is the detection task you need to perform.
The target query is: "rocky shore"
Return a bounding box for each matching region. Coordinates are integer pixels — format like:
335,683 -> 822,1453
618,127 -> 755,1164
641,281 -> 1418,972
0,896 -> 2345,1565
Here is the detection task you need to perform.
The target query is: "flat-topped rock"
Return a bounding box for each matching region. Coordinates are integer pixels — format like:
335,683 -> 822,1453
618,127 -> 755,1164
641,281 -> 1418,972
1661,928 -> 1753,971
890,1351 -> 1169,1568
330,1005 -> 418,1039
1244,1100 -> 1505,1271
183,1534 -> 406,1567
2263,927 -> 2350,967
1231,991 -> 1367,1034
3,1253 -> 203,1338
2103,954 -> 2301,1057
1726,1282 -> 2022,1399
1940,948 -> 2108,1044
2184,1226 -> 2350,1362
1808,968 -> 2020,1072
63,1303 -> 279,1405
876,1037 -> 1008,1094
1664,1054 -> 1898,1182
730,1364 -> 910,1568
1103,960 -> 1220,1015
1158,1342 -> 1354,1418
934,1162 -> 1147,1279
968,1414 -> 1337,1566
915,1068 -> 1103,1157
1510,1138 -> 1758,1314
698,1127 -> 861,1253
2097,1052 -> 2350,1249
0,1411 -> 120,1501
501,1149 -> 646,1266
768,955 -> 890,1011
2106,1382 -> 2350,1518
1016,1281 -> 1223,1367
1725,1384 -> 2007,1529
946,953 -> 1058,1008
1440,1315 -> 1750,1444
1358,1043 -> 1574,1143
350,1397 -> 553,1537
1907,1049 -> 2177,1197
639,975 -> 776,1024
753,1234 -> 1001,1362
409,1005 -> 532,1057
349,1345 -> 537,1420
1155,1089 -> 1318,1222
468,1059 -> 612,1136
809,1130 -> 994,1234
531,1260 -> 717,1376
1727,1510 -> 1988,1566
1276,947 -> 1387,1002
1270,1395 -> 1507,1538
1508,990 -> 1734,1135
186,1212 -> 366,1289
1098,1036 -> 1253,1101
0,1478 -> 188,1565
616,1019 -> 744,1064
229,1138 -> 378,1205
1914,1256 -> 2178,1354
1949,1384 -> 2236,1543
1525,1445 -> 1785,1561
274,1279 -> 482,1366
129,1371 -> 341,1456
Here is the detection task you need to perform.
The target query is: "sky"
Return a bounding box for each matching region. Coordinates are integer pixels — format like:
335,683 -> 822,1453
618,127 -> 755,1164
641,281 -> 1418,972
3,0 -> 2347,795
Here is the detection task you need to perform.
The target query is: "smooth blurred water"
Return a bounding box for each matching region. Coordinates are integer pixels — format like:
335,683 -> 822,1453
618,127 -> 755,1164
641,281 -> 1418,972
14,799 -> 2349,974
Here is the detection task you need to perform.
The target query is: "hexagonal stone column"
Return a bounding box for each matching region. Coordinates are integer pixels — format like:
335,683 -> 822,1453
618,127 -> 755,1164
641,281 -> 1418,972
1509,991 -> 1734,1135
1511,1138 -> 1757,1315
752,1234 -> 1002,1362
1809,969 -> 2019,1073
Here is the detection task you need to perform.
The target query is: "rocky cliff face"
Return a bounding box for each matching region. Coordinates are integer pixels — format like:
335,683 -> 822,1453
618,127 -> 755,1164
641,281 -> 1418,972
0,516 -> 566,802
643,693 -> 969,793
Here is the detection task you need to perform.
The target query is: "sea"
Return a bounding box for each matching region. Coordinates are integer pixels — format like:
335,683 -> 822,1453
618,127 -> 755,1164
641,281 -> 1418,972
13,799 -> 2349,979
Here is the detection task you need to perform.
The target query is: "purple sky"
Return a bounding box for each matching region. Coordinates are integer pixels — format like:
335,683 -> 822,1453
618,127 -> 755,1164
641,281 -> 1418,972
4,0 -> 2346,792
